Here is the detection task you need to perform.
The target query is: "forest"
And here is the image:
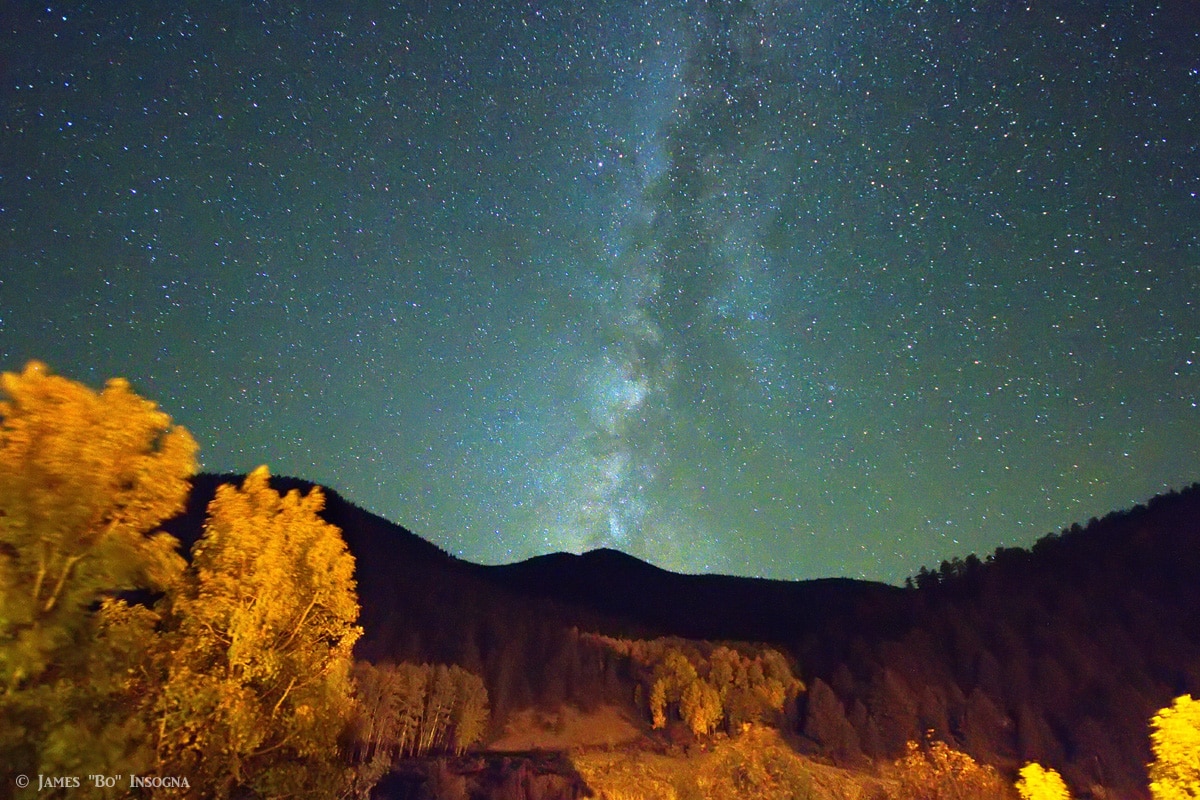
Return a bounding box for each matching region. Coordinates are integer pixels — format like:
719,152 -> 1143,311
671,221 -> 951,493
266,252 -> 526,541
2,360 -> 1199,799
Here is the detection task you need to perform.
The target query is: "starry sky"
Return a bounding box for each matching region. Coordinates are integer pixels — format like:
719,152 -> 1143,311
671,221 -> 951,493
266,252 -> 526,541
1,2 -> 1197,584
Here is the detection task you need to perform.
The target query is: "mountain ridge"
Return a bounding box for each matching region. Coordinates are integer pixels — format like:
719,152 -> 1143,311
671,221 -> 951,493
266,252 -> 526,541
163,473 -> 1200,797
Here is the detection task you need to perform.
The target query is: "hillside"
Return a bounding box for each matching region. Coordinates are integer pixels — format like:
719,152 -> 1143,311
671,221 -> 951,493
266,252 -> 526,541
164,476 -> 1200,798
799,485 -> 1200,797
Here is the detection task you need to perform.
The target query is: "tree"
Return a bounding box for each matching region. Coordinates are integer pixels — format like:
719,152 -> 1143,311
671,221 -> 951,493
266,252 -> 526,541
588,635 -> 802,737
0,361 -> 196,779
347,661 -> 488,768
894,739 -> 1015,800
346,661 -> 411,800
348,661 -> 404,763
708,646 -> 738,698
1148,694 -> 1200,799
681,677 -> 722,735
155,467 -> 362,798
392,662 -> 430,756
1016,762 -> 1072,800
417,664 -> 457,754
649,648 -> 703,730
448,665 -> 489,755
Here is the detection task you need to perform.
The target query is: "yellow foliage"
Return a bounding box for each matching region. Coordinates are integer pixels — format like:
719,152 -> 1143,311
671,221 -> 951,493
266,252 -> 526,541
650,678 -> 669,729
681,678 -> 722,736
349,660 -> 489,766
157,467 -> 361,798
0,364 -> 374,796
0,362 -> 195,682
573,726 -> 818,800
0,361 -> 195,777
449,665 -> 490,754
587,634 -> 801,735
1016,762 -> 1072,800
1148,694 -> 1200,800
650,648 -> 702,730
894,738 -> 1015,800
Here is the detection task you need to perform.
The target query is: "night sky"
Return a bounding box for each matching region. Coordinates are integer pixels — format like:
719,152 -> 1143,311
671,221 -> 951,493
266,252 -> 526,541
1,2 -> 1197,584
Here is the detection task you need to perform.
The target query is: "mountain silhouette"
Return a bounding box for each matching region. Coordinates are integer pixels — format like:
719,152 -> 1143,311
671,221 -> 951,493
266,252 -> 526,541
163,474 -> 1200,798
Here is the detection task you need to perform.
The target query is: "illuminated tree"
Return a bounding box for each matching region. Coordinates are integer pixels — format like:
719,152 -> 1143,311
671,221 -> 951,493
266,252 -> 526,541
681,677 -> 723,735
155,467 -> 362,798
417,664 -> 457,754
1148,694 -> 1200,799
449,665 -> 490,755
1016,762 -> 1072,800
347,661 -> 412,799
708,646 -> 738,698
349,661 -> 402,764
649,648 -> 703,729
348,661 -> 488,769
0,361 -> 196,778
894,738 -> 1015,800
393,662 -> 430,756
587,635 -> 802,737
705,646 -> 799,731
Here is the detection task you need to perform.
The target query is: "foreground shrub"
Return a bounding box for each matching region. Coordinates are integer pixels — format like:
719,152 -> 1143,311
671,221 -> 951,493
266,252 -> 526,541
893,738 -> 1015,800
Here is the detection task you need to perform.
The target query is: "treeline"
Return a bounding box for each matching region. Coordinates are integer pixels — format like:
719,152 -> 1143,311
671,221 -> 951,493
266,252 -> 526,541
15,361 -> 1200,798
798,484 -> 1200,797
886,695 -> 1200,800
349,661 -> 489,761
586,634 -> 804,735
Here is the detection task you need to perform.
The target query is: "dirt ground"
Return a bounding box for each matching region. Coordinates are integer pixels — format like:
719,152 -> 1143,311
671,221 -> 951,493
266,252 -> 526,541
488,704 -> 644,752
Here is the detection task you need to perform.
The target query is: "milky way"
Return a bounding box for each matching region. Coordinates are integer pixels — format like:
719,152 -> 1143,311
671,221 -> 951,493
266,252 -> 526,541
1,2 -> 1197,582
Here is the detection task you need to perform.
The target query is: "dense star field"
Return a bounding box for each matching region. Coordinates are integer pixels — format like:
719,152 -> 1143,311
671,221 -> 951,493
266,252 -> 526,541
1,2 -> 1197,582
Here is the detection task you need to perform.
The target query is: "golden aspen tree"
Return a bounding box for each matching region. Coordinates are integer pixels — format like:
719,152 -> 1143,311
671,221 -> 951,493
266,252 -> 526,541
349,661 -> 487,764
393,662 -> 429,756
449,665 -> 489,755
680,677 -> 722,735
349,661 -> 398,764
1148,694 -> 1200,799
758,648 -> 803,713
0,361 -> 196,780
346,661 -> 403,799
647,648 -> 726,735
1016,762 -> 1072,800
418,664 -> 458,754
155,467 -> 361,799
649,648 -> 700,729
707,646 -> 738,700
